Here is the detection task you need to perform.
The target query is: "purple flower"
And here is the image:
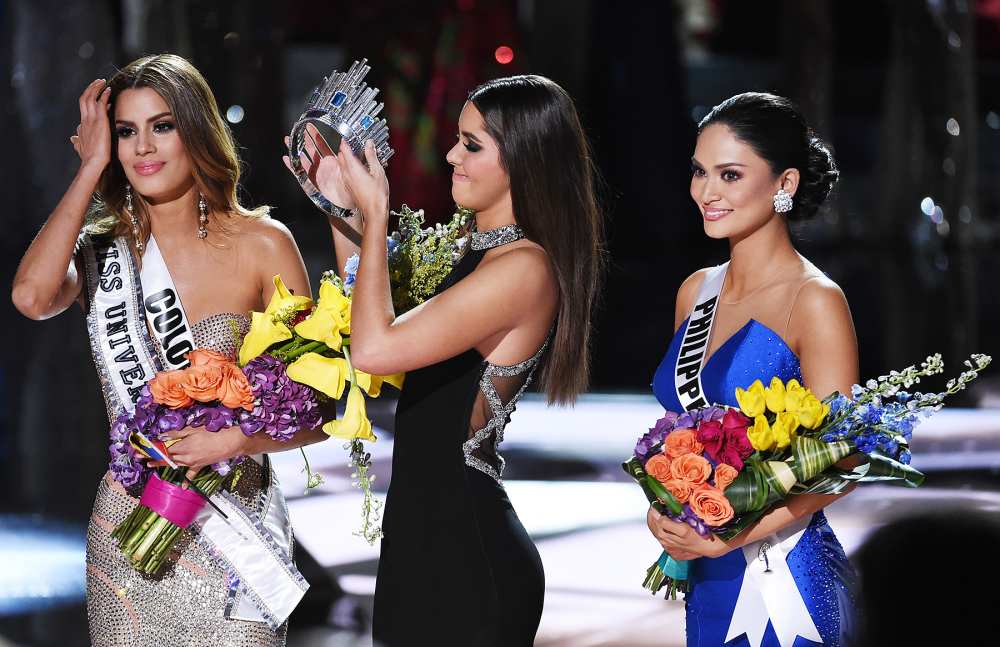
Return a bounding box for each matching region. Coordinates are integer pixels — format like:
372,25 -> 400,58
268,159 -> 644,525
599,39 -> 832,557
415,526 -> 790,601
156,408 -> 187,433
188,403 -> 238,433
238,355 -> 322,442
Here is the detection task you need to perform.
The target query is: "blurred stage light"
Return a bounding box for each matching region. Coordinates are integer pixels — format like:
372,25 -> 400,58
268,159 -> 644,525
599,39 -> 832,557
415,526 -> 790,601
987,111 -> 1000,130
942,157 -> 956,176
959,205 -> 973,224
946,118 -> 961,136
226,105 -> 245,124
0,516 -> 85,615
78,41 -> 94,59
495,46 -> 514,65
921,197 -> 935,216
932,205 -> 944,225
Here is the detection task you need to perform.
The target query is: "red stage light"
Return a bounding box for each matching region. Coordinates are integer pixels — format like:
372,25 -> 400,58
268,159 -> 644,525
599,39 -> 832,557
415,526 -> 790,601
495,46 -> 514,65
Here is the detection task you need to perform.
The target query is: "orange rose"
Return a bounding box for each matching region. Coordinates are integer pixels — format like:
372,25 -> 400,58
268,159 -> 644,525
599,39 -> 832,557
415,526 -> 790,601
670,453 -> 712,485
644,454 -> 672,483
181,364 -> 226,402
689,485 -> 735,526
714,463 -> 739,491
148,370 -> 194,408
663,478 -> 693,503
186,348 -> 231,368
217,365 -> 255,411
664,428 -> 705,459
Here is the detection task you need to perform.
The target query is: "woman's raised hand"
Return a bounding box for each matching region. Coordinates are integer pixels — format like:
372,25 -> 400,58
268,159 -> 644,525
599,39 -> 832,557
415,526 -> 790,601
69,79 -> 112,172
282,123 -> 357,212
336,139 -> 389,222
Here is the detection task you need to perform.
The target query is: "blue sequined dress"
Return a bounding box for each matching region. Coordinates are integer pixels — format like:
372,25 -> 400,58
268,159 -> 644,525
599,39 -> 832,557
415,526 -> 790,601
652,317 -> 855,647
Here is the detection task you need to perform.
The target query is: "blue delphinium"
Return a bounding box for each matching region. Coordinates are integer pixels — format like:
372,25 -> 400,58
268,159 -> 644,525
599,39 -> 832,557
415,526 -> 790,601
343,253 -> 360,292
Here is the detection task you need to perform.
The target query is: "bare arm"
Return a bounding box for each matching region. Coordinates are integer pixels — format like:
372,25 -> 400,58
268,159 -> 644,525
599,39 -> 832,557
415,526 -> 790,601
334,141 -> 556,375
12,80 -> 111,320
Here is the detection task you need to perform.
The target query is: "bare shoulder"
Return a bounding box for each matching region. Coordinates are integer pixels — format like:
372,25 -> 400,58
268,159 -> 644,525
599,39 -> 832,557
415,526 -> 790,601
480,242 -> 555,290
232,214 -> 301,257
795,271 -> 851,322
676,267 -> 714,315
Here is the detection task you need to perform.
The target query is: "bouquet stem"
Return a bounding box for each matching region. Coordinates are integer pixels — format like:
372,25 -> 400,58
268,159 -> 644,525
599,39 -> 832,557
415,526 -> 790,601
112,466 -> 227,576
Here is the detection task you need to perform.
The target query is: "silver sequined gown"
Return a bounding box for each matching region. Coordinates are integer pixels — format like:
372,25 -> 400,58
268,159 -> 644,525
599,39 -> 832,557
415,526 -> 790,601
85,312 -> 291,646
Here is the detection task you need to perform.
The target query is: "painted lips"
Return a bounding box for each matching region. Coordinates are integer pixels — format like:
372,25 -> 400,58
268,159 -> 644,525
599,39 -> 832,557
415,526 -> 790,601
703,208 -> 732,221
134,162 -> 165,176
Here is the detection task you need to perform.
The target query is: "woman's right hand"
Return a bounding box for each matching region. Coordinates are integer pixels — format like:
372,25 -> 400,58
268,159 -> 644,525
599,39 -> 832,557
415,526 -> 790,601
69,79 -> 111,172
282,123 -> 357,212
647,506 -> 700,561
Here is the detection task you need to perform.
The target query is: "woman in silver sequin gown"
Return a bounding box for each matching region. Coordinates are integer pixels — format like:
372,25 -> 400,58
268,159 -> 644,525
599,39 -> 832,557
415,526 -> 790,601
290,76 -> 605,645
13,54 -> 327,645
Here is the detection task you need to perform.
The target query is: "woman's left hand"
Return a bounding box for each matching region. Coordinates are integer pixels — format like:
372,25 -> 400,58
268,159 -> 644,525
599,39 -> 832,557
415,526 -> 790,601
161,426 -> 248,473
648,509 -> 732,559
336,139 -> 389,223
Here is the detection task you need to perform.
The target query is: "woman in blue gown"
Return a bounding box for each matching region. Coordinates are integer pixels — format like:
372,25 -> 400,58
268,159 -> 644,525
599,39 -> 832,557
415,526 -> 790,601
646,93 -> 858,647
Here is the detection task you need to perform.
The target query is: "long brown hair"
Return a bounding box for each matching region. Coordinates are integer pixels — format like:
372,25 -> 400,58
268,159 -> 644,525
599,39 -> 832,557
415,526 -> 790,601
469,75 -> 605,405
88,53 -> 265,242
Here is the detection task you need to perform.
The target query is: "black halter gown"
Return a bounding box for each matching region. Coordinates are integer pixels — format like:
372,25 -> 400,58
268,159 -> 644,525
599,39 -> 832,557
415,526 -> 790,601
372,230 -> 548,646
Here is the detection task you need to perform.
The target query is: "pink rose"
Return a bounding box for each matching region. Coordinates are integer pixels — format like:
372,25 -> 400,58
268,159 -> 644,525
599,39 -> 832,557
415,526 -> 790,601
722,409 -> 751,435
697,420 -> 725,463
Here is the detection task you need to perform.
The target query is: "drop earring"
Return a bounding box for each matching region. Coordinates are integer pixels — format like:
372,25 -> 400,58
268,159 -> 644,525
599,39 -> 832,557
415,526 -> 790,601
198,194 -> 208,239
126,184 -> 143,254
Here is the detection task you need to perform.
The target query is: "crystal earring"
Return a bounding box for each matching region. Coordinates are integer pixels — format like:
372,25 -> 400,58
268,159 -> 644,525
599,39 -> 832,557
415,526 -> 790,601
125,184 -> 143,254
198,194 -> 208,239
773,188 -> 794,213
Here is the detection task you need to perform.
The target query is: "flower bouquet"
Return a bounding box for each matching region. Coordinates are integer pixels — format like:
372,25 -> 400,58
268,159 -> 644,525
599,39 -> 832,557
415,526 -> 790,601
110,347 -> 323,575
624,353 -> 992,598
386,204 -> 472,314
237,271 -> 404,543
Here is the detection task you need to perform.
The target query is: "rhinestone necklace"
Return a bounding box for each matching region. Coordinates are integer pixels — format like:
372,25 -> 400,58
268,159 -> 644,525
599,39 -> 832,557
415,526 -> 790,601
470,223 -> 524,251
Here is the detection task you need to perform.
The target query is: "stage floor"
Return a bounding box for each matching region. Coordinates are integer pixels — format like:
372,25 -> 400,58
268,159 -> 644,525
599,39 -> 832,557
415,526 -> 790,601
3,394 -> 1000,645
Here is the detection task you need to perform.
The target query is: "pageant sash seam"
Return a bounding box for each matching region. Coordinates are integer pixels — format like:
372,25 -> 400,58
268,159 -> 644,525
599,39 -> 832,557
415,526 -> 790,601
81,235 -> 163,416
674,262 -> 728,410
140,236 -> 196,369
725,515 -> 822,647
194,489 -> 307,629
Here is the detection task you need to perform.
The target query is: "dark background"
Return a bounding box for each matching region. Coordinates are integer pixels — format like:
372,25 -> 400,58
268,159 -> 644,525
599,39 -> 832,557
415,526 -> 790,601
0,0 -> 998,641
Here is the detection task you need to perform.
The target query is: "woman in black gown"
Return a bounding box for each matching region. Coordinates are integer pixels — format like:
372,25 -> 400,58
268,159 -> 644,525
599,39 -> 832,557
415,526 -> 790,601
294,75 -> 604,645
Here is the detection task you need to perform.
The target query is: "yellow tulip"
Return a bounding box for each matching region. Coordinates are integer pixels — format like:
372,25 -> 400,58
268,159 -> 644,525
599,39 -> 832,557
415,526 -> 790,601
764,377 -> 786,413
323,385 -> 375,441
239,311 -> 292,366
747,415 -> 775,452
286,353 -> 348,400
735,380 -> 767,418
783,379 -> 808,413
265,275 -> 313,317
793,394 -> 830,430
295,281 -> 351,351
771,411 -> 800,449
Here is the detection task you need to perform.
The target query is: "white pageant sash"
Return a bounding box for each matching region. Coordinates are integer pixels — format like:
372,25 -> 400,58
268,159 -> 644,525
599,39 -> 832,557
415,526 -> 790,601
195,462 -> 308,629
140,236 -> 196,369
82,234 -> 307,627
81,235 -> 162,414
674,262 -> 728,410
674,261 -> 821,647
725,516 -> 822,647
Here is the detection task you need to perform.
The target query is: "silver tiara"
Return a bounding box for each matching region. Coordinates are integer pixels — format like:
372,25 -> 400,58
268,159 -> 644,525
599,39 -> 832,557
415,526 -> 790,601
287,59 -> 394,218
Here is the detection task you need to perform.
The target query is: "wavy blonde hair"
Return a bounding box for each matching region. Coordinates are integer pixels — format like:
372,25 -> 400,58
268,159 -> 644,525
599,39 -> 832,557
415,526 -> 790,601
88,54 -> 266,242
